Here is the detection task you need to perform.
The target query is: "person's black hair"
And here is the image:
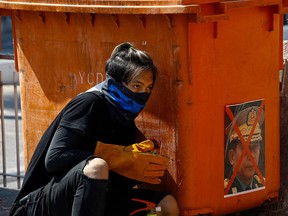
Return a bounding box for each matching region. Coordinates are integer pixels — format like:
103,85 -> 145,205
105,42 -> 158,84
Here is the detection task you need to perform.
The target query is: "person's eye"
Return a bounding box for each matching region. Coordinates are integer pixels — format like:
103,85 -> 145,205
133,85 -> 141,89
147,86 -> 153,92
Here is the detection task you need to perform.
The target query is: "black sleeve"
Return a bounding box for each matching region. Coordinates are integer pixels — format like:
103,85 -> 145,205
45,126 -> 93,173
59,92 -> 101,135
44,92 -> 103,173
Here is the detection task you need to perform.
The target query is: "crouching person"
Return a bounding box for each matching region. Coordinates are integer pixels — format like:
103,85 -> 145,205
10,42 -> 180,216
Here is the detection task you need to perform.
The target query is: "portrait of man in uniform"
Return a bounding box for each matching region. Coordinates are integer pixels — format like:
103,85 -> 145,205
224,100 -> 265,196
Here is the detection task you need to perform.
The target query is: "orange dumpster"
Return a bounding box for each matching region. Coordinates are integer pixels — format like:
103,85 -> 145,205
0,0 -> 285,215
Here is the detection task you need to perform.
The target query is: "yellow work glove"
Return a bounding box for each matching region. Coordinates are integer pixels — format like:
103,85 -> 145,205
94,140 -> 169,184
126,140 -> 155,153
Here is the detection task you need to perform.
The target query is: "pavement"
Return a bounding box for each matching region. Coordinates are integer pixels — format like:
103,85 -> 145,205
0,187 -> 19,216
0,187 -> 286,216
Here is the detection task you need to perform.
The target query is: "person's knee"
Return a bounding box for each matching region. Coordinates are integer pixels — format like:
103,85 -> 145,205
83,157 -> 109,179
157,194 -> 180,216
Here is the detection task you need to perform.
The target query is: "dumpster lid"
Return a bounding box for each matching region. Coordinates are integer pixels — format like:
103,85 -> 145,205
0,0 -> 200,14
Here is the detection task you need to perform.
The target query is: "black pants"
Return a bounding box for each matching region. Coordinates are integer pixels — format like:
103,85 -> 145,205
13,159 -> 166,216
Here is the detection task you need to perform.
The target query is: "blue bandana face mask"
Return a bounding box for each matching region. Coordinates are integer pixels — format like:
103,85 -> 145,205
99,77 -> 151,121
107,81 -> 150,113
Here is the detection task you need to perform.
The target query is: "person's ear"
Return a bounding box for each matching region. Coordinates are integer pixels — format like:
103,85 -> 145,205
228,149 -> 235,165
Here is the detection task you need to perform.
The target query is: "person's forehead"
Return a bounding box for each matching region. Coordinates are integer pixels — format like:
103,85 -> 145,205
236,140 -> 261,147
130,70 -> 153,82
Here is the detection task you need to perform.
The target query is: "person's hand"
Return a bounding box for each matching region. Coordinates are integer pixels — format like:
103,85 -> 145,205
125,140 -> 155,152
94,140 -> 169,184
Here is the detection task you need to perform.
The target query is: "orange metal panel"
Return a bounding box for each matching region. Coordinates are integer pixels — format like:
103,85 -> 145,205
176,6 -> 280,215
0,0 -> 200,14
14,12 -> 186,180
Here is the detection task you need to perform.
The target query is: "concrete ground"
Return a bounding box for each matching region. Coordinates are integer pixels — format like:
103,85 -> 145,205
0,187 -> 18,216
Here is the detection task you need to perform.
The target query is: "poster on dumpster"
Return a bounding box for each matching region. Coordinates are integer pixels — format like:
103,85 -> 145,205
224,99 -> 266,197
